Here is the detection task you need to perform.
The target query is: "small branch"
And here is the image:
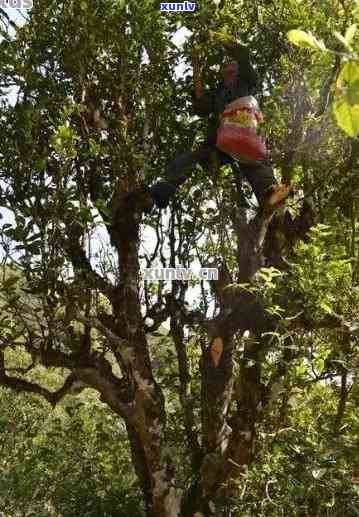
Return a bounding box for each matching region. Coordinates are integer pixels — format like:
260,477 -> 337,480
0,348 -> 130,416
333,368 -> 349,435
61,228 -> 114,299
0,351 -> 62,406
0,374 -> 57,405
326,48 -> 359,62
288,311 -> 359,334
170,300 -> 202,467
76,314 -> 130,349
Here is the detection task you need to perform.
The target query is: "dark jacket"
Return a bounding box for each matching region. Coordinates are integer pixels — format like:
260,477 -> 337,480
193,45 -> 259,126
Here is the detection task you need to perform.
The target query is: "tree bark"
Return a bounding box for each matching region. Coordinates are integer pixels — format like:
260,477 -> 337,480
109,186 -> 183,517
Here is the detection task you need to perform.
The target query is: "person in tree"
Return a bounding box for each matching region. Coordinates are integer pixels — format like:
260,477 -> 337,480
148,43 -> 291,211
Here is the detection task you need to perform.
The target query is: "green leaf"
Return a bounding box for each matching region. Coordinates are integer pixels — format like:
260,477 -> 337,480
346,80 -> 359,105
337,62 -> 359,87
312,468 -> 327,479
345,24 -> 357,48
334,98 -> 359,136
319,300 -> 332,314
334,25 -> 356,50
334,30 -> 349,49
334,63 -> 359,137
287,30 -> 326,51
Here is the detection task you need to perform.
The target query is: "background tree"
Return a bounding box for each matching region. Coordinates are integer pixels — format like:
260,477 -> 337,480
0,0 -> 359,516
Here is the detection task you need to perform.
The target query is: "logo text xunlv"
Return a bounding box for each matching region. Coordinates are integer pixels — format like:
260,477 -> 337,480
160,2 -> 197,11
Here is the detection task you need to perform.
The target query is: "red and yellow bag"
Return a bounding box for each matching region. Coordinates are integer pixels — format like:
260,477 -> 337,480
216,96 -> 268,163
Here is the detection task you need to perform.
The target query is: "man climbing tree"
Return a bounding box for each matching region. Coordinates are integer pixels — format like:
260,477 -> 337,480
1,1 -> 359,516
149,41 -> 292,210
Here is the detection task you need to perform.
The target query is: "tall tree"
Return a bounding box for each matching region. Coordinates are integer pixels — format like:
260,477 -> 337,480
0,1 -> 359,515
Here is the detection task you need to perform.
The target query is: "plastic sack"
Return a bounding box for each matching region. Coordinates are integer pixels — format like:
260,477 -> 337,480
216,96 -> 268,163
216,125 -> 268,162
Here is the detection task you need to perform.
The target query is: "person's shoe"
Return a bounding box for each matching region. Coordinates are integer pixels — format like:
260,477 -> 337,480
262,184 -> 292,213
149,181 -> 177,209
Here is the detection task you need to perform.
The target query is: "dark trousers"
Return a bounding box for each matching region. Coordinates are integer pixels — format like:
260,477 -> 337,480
164,142 -> 277,204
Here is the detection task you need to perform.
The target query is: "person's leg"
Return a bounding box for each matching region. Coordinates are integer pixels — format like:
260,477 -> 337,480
150,146 -> 214,208
239,161 -> 291,209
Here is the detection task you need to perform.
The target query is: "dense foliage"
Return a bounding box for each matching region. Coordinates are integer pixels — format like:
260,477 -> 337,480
0,0 -> 359,516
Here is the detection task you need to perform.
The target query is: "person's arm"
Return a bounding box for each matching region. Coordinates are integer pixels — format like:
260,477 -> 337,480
191,48 -> 214,116
224,43 -> 259,92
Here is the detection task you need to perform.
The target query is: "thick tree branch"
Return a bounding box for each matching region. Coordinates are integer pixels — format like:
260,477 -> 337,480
60,222 -> 114,299
170,301 -> 202,468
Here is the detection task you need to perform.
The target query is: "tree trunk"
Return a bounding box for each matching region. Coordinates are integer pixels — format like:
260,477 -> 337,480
110,186 -> 183,517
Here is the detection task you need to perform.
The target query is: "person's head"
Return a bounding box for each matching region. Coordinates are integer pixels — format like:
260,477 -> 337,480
222,61 -> 239,86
